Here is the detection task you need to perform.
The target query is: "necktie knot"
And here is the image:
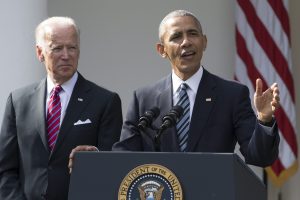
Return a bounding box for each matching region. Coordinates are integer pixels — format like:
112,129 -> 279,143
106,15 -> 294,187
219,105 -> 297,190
177,83 -> 189,107
51,85 -> 62,96
180,83 -> 188,90
178,83 -> 188,98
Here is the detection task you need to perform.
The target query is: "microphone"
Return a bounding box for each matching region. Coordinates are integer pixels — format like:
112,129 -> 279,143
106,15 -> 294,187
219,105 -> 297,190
153,105 -> 183,151
160,105 -> 184,130
138,107 -> 160,131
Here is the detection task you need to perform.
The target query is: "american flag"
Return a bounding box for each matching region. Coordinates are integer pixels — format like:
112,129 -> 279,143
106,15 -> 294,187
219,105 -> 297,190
235,0 -> 298,186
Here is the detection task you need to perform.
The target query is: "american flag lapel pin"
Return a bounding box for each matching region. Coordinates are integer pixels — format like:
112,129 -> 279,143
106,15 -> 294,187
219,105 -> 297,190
78,98 -> 83,102
206,98 -> 212,102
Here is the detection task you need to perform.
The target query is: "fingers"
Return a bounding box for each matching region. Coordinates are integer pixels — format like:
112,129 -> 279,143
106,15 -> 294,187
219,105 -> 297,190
265,82 -> 280,111
69,145 -> 98,159
68,145 -> 99,174
254,79 -> 280,121
255,79 -> 280,103
270,83 -> 280,109
271,83 -> 280,97
68,158 -> 74,174
255,78 -> 263,97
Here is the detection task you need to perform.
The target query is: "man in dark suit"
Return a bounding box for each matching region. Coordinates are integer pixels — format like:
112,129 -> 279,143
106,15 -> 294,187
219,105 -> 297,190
0,17 -> 122,199
113,10 -> 280,167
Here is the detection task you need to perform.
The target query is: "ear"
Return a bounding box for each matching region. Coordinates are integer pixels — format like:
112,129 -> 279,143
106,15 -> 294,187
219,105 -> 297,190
36,45 -> 44,62
156,43 -> 167,58
202,35 -> 207,51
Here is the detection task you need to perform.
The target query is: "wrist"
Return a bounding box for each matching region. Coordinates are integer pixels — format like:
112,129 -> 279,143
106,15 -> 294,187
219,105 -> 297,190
257,112 -> 273,123
257,114 -> 275,127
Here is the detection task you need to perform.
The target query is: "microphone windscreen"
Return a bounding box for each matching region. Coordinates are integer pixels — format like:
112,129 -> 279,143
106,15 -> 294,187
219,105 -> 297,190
138,107 -> 160,130
171,105 -> 184,118
149,107 -> 160,118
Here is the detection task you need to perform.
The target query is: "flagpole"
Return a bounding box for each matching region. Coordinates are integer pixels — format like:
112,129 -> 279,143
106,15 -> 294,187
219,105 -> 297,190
263,170 -> 269,200
278,188 -> 282,200
263,170 -> 268,186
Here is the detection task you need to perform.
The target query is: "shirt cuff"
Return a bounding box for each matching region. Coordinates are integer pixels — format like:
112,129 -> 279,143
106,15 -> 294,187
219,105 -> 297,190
258,117 -> 275,127
257,117 -> 276,136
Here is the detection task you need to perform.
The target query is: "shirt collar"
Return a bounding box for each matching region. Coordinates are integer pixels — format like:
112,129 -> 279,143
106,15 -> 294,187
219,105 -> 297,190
47,72 -> 78,96
172,66 -> 203,94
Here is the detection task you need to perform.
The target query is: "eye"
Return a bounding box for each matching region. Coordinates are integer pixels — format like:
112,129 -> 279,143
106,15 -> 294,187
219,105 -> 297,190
189,30 -> 200,36
51,46 -> 62,52
68,45 -> 78,52
69,46 -> 77,50
170,34 -> 181,41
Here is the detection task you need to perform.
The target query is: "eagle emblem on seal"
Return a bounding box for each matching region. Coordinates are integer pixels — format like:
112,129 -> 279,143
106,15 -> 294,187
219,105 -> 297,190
138,180 -> 164,200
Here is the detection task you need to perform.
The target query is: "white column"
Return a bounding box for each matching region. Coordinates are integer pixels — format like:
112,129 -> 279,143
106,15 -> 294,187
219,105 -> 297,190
0,0 -> 47,123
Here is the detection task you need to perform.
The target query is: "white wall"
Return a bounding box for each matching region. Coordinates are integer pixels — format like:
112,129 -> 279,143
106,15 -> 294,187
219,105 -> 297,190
46,0 -> 299,199
0,0 -> 47,124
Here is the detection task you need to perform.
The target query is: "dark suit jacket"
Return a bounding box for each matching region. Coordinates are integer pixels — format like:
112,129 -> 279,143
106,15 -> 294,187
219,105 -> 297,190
0,73 -> 123,200
113,68 -> 279,167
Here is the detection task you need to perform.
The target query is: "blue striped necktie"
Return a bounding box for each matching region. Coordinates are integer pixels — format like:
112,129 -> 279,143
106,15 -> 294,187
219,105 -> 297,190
176,83 -> 190,152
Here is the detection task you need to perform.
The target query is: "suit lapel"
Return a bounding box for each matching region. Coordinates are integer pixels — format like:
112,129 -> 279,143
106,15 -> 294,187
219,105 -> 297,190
188,69 -> 217,151
51,74 -> 90,156
34,79 -> 49,153
152,75 -> 180,152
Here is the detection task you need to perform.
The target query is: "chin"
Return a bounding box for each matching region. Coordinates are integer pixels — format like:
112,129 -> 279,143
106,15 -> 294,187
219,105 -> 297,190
57,71 -> 74,80
181,65 -> 197,71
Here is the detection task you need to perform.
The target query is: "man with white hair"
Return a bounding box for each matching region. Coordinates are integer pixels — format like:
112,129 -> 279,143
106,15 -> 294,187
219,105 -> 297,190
0,17 -> 122,200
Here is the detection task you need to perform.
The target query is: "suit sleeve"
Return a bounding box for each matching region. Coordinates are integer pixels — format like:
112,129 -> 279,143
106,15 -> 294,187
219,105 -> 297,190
0,94 -> 26,200
97,93 -> 123,151
233,86 -> 279,167
113,91 -> 144,151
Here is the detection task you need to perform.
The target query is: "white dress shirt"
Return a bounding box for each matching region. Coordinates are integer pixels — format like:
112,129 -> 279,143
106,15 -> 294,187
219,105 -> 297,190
46,72 -> 78,125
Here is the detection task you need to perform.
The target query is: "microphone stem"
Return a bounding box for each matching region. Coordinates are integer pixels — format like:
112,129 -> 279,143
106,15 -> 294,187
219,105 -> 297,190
154,128 -> 166,152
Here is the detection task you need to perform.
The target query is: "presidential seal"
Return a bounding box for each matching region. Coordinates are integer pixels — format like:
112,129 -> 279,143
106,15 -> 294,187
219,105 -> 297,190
118,164 -> 183,200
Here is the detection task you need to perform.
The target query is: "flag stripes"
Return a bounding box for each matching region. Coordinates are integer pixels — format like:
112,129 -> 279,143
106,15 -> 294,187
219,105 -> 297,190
235,0 -> 298,186
268,0 -> 290,40
238,0 -> 295,100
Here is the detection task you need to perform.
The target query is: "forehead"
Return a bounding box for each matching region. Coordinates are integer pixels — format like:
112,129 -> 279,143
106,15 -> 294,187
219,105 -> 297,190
45,25 -> 78,44
163,16 -> 201,34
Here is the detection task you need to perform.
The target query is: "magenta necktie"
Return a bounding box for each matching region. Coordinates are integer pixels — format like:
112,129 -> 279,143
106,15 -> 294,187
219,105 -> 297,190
47,85 -> 62,151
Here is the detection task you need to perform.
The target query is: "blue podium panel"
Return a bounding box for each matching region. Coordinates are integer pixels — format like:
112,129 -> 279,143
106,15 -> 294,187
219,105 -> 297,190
68,152 -> 266,200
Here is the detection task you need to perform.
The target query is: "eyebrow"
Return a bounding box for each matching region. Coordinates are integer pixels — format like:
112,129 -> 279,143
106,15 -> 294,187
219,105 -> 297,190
187,28 -> 201,33
169,28 -> 200,36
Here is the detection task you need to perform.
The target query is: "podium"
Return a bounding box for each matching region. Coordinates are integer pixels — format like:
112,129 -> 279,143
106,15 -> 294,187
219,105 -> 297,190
68,152 -> 266,200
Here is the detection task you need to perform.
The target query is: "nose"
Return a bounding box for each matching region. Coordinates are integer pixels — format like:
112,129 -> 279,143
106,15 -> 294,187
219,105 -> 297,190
61,47 -> 70,59
181,36 -> 192,48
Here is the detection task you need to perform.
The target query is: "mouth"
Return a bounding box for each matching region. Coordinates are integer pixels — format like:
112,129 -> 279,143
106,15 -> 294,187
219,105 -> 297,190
58,64 -> 72,68
57,64 -> 74,72
181,51 -> 196,58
